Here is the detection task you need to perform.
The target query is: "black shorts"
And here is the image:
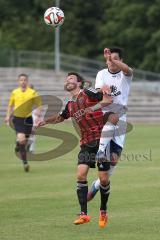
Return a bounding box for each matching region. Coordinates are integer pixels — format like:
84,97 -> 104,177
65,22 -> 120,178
109,140 -> 122,157
78,140 -> 110,171
12,116 -> 33,135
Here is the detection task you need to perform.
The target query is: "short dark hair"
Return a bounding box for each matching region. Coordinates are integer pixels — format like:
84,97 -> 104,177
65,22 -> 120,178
18,73 -> 28,79
110,47 -> 123,59
68,72 -> 85,89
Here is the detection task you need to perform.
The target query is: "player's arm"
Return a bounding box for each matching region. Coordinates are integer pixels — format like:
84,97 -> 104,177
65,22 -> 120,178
36,114 -> 65,127
111,59 -> 133,76
84,87 -> 112,112
5,106 -> 14,124
84,86 -> 110,101
94,71 -> 113,107
5,92 -> 14,124
36,103 -> 70,127
104,48 -> 133,76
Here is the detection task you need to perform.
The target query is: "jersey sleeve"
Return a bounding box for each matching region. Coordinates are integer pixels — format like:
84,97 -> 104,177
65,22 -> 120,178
59,102 -> 70,119
122,72 -> 133,85
84,88 -> 103,101
8,91 -> 15,107
95,71 -> 104,89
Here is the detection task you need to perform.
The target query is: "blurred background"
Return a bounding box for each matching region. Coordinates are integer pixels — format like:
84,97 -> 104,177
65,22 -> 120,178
0,2 -> 160,240
0,0 -> 160,122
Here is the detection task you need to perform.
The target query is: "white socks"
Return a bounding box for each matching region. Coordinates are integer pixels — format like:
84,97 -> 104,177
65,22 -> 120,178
94,166 -> 116,190
94,178 -> 100,189
28,135 -> 36,152
98,122 -> 115,152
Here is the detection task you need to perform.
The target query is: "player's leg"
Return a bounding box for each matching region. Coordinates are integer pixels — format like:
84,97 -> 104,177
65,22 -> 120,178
29,134 -> 36,152
25,118 -> 35,153
87,178 -> 100,202
96,113 -> 119,160
87,140 -> 122,201
16,132 -> 29,172
98,162 -> 110,228
26,131 -> 36,153
97,139 -> 123,228
74,140 -> 98,225
76,164 -> 89,215
14,116 -> 33,171
74,164 -> 90,225
87,154 -> 119,202
87,119 -> 126,220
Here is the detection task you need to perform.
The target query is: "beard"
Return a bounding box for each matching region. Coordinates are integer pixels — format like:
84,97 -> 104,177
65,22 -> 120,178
64,82 -> 77,92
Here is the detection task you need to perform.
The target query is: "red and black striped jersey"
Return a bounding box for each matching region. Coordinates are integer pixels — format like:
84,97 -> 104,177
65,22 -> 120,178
60,88 -> 104,145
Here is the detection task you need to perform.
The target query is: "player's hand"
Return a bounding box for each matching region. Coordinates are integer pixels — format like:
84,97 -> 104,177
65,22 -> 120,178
4,116 -> 10,125
35,120 -> 46,128
101,95 -> 113,107
33,117 -> 43,126
104,48 -> 111,60
85,107 -> 94,114
101,85 -> 111,95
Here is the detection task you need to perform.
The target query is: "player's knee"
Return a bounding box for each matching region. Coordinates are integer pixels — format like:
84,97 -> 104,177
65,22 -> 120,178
99,176 -> 109,186
100,179 -> 109,186
108,113 -> 119,125
77,173 -> 87,182
18,139 -> 26,145
111,153 -> 119,166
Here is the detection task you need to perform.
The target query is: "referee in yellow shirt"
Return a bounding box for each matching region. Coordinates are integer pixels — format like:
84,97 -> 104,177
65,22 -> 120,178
5,73 -> 41,172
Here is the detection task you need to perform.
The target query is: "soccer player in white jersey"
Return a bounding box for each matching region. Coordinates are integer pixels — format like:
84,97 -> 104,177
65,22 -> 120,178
87,47 -> 133,201
27,84 -> 44,153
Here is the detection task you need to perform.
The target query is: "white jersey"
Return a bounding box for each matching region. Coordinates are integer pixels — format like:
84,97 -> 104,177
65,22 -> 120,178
95,68 -> 132,107
95,68 -> 133,148
32,105 -> 47,126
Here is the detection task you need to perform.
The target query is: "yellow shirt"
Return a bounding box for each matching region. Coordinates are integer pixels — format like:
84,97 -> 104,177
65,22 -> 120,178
9,87 -> 41,118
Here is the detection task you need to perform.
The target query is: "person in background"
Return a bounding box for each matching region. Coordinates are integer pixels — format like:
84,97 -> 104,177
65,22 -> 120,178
5,74 -> 41,172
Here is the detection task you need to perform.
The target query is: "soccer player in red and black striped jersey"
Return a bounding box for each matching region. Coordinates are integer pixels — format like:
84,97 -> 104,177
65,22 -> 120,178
36,72 -> 114,227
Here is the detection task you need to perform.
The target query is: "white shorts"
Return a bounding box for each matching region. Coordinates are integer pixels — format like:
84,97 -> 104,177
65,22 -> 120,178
104,113 -> 127,148
114,114 -> 127,148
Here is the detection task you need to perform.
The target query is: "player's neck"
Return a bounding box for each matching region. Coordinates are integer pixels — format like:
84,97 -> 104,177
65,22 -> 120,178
108,68 -> 121,74
70,88 -> 81,97
20,86 -> 27,92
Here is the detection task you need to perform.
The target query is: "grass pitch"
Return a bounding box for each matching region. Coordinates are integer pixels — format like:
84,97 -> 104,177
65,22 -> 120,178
0,123 -> 160,240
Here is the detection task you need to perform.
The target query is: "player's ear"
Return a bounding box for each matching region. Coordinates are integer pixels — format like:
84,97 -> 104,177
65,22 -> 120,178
78,81 -> 82,89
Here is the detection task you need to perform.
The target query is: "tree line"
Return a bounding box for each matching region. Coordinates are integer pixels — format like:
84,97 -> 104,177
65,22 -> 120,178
0,0 -> 160,72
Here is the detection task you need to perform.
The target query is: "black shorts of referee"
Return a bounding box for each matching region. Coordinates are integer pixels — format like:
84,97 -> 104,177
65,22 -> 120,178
12,116 -> 33,136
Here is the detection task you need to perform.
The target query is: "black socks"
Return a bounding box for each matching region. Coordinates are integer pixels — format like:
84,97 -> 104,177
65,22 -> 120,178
77,181 -> 88,214
100,181 -> 110,211
18,144 -> 27,165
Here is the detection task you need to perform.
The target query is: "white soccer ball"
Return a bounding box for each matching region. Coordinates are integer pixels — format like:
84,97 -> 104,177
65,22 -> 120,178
44,7 -> 65,27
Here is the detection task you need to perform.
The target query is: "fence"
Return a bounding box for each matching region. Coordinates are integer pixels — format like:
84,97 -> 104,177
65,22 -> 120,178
0,49 -> 160,81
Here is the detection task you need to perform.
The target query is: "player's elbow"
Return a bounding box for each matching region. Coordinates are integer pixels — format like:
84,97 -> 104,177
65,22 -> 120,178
125,67 -> 133,76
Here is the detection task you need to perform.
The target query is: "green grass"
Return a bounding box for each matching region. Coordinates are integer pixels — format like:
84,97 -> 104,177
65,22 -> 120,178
0,123 -> 160,240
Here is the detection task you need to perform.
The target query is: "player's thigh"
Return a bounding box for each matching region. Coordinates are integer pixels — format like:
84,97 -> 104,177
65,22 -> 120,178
111,152 -> 119,165
77,164 -> 90,181
114,118 -> 127,146
110,140 -> 123,165
112,131 -> 125,149
78,140 -> 99,168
